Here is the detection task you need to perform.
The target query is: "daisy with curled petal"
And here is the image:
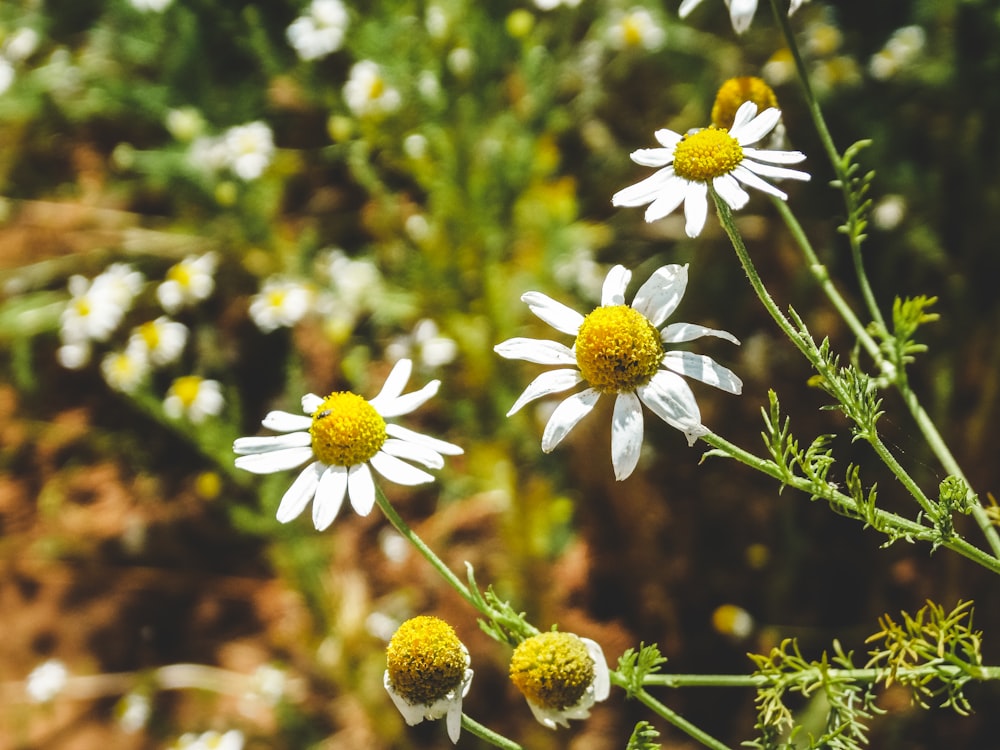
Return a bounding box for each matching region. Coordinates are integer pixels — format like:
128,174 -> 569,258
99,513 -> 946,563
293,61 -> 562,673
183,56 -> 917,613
495,264 -> 742,481
679,0 -> 806,35
233,359 -> 462,530
612,101 -> 810,238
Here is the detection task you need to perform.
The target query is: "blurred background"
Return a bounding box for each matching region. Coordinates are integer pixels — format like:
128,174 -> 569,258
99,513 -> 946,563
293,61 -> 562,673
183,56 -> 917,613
2,0 -> 1000,747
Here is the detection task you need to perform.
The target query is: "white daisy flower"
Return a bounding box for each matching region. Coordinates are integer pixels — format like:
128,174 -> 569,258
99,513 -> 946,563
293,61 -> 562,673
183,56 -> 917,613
223,121 -> 274,181
25,659 -> 69,703
509,632 -> 610,730
157,251 -> 218,313
679,0 -> 806,35
233,359 -> 463,530
164,376 -> 225,424
248,277 -> 313,333
287,0 -> 349,61
386,319 -> 458,369
606,8 -> 666,51
612,101 -> 809,237
495,264 -> 741,481
384,616 -> 473,745
128,316 -> 189,366
343,60 -> 401,118
101,343 -> 151,393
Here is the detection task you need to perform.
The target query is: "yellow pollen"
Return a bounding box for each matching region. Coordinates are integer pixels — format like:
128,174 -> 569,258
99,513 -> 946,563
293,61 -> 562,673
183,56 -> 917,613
139,321 -> 161,350
167,263 -> 193,288
309,391 -> 387,467
711,76 -> 778,129
622,16 -> 643,47
267,289 -> 287,308
672,127 -> 744,182
509,632 -> 594,711
386,616 -> 467,705
171,375 -> 204,407
574,305 -> 664,393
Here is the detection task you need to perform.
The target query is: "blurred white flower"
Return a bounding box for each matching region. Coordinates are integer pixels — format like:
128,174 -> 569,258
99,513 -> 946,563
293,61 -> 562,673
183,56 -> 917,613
128,317 -> 189,366
248,664 -> 287,706
169,730 -> 244,750
58,263 -> 144,366
166,107 -> 206,142
0,58 -> 13,95
26,659 -> 68,703
249,277 -> 313,332
117,692 -> 151,733
164,376 -> 225,423
287,0 -> 349,61
157,251 -> 219,313
386,319 -> 458,369
533,0 -> 581,10
870,25 -> 926,80
872,194 -> 907,231
606,8 -> 666,51
343,61 -> 401,118
129,0 -> 174,11
4,28 -> 40,63
101,343 -> 151,393
223,121 -> 274,180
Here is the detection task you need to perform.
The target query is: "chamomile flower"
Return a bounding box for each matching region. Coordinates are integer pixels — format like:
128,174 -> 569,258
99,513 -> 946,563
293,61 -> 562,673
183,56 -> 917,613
509,632 -> 609,729
606,7 -> 666,52
495,264 -> 741,480
157,252 -> 218,313
233,359 -> 462,530
223,121 -> 274,181
287,0 -> 349,61
611,101 -> 809,237
679,0 -> 806,34
343,61 -> 401,118
248,277 -> 313,333
128,317 -> 189,366
25,659 -> 69,703
386,319 -> 458,369
164,376 -> 225,424
384,616 -> 473,744
101,343 -> 151,393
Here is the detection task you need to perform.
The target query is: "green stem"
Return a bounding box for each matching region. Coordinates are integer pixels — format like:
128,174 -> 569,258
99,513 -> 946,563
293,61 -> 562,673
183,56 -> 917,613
867,434 -> 936,516
768,0 -> 886,333
645,664 -> 1000,689
461,714 -> 524,750
374,486 -> 480,611
609,672 -> 733,750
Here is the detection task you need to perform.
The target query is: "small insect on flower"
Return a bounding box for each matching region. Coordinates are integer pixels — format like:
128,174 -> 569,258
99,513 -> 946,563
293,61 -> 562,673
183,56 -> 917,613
233,359 -> 463,530
384,616 -> 473,744
509,631 -> 610,729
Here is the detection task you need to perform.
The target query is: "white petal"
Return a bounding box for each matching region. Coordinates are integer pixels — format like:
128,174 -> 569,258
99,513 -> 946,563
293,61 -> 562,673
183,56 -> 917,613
601,265 -> 632,307
369,450 -> 435,486
275,461 -> 323,523
636,371 -> 706,444
262,410 -> 312,432
663,351 -> 743,394
742,146 -> 807,165
729,0 -> 758,33
494,337 -> 577,366
631,264 -> 688,328
731,165 -> 788,200
611,392 -> 644,481
678,0 -> 704,18
374,358 -> 413,403
582,638 -> 611,701
733,106 -> 780,145
521,291 -> 585,335
384,674 -> 428,727
712,173 -> 750,211
301,393 -> 324,415
385,422 -> 464,455
654,128 -> 683,149
541,388 -> 601,452
683,181 -> 709,238
373,379 -> 440,418
381,437 -> 445,469
629,147 -> 674,168
235,446 -> 315,473
662,322 -> 740,345
643,174 -> 689,222
740,158 -> 811,182
347,463 -> 377,515
506,369 -> 583,416
234,431 -> 312,455
729,101 -> 759,133
312,466 -> 348,530
611,167 -> 676,208
446,698 -> 464,744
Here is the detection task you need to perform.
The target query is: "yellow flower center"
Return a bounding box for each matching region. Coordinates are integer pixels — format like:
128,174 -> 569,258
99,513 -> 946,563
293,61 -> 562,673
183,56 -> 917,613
509,632 -> 594,711
622,15 -> 644,47
386,616 -> 467,705
711,76 -> 777,129
574,305 -> 664,393
309,392 -> 387,467
138,320 -> 161,350
672,127 -> 744,182
171,375 -> 204,407
167,263 -> 193,289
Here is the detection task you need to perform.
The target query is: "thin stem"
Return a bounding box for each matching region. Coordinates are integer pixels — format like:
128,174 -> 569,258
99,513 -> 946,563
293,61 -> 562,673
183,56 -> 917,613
645,664 -> 1000,689
461,714 -> 525,750
374,485 -> 480,611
